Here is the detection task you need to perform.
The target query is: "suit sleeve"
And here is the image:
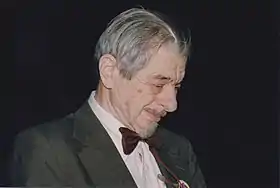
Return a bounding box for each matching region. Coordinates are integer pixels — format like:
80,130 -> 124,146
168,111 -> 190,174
9,129 -> 62,186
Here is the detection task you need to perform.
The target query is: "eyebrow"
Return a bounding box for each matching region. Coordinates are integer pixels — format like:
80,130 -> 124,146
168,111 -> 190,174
151,74 -> 171,81
151,74 -> 184,86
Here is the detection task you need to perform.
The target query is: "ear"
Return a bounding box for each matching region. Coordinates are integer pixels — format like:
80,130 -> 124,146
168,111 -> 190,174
98,54 -> 117,89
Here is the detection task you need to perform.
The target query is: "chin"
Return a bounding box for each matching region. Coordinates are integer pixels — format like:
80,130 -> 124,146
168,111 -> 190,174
136,121 -> 159,138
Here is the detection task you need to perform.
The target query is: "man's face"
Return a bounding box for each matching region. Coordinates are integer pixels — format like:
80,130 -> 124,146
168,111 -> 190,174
111,43 -> 186,138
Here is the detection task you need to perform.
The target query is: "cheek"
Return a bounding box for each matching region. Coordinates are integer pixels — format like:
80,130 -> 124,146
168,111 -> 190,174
127,88 -> 154,116
136,90 -> 156,115
136,86 -> 155,103
137,88 -> 143,94
117,85 -> 141,113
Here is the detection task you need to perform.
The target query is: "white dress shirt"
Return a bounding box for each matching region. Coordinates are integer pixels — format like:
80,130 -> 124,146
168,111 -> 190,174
88,91 -> 166,188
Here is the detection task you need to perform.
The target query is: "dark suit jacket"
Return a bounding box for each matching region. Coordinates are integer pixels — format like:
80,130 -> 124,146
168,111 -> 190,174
9,102 -> 207,188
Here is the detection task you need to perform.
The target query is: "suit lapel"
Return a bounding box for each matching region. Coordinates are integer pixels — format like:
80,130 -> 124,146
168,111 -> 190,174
151,128 -> 190,188
156,148 -> 181,188
69,102 -> 136,187
151,148 -> 175,188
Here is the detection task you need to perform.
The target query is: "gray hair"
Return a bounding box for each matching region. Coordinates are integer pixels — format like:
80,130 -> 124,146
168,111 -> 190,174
94,7 -> 191,79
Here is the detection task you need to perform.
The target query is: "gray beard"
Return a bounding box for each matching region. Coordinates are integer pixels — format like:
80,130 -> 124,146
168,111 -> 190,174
138,123 -> 159,139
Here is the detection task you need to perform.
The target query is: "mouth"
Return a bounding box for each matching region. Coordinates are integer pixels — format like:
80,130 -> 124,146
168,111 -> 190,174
144,109 -> 166,122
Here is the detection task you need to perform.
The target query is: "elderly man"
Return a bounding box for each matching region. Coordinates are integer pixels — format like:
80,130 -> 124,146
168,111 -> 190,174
10,8 -> 207,188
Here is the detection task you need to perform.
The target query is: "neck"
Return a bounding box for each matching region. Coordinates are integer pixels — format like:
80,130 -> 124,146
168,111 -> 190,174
94,83 -> 112,115
94,82 -> 135,131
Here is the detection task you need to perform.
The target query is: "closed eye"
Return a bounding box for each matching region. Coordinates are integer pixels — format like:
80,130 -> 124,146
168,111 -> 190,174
154,84 -> 164,88
175,84 -> 181,91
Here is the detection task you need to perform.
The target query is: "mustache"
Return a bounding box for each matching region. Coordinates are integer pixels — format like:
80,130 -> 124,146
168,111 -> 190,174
144,108 -> 167,118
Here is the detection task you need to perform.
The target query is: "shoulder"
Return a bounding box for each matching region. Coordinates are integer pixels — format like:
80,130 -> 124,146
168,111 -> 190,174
13,114 -> 75,153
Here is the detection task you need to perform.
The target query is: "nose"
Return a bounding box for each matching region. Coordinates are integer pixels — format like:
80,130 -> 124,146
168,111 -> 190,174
157,85 -> 178,112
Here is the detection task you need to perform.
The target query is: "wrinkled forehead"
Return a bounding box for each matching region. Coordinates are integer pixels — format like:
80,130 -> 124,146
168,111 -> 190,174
141,43 -> 187,82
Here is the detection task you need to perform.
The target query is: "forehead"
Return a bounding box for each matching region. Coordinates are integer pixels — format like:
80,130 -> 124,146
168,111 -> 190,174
138,43 -> 186,81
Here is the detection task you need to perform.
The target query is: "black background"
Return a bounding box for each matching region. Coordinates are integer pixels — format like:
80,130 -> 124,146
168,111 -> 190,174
2,0 -> 279,187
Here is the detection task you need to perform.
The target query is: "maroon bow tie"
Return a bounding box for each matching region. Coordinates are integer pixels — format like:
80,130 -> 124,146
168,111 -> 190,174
119,128 -> 189,187
119,127 -> 155,155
